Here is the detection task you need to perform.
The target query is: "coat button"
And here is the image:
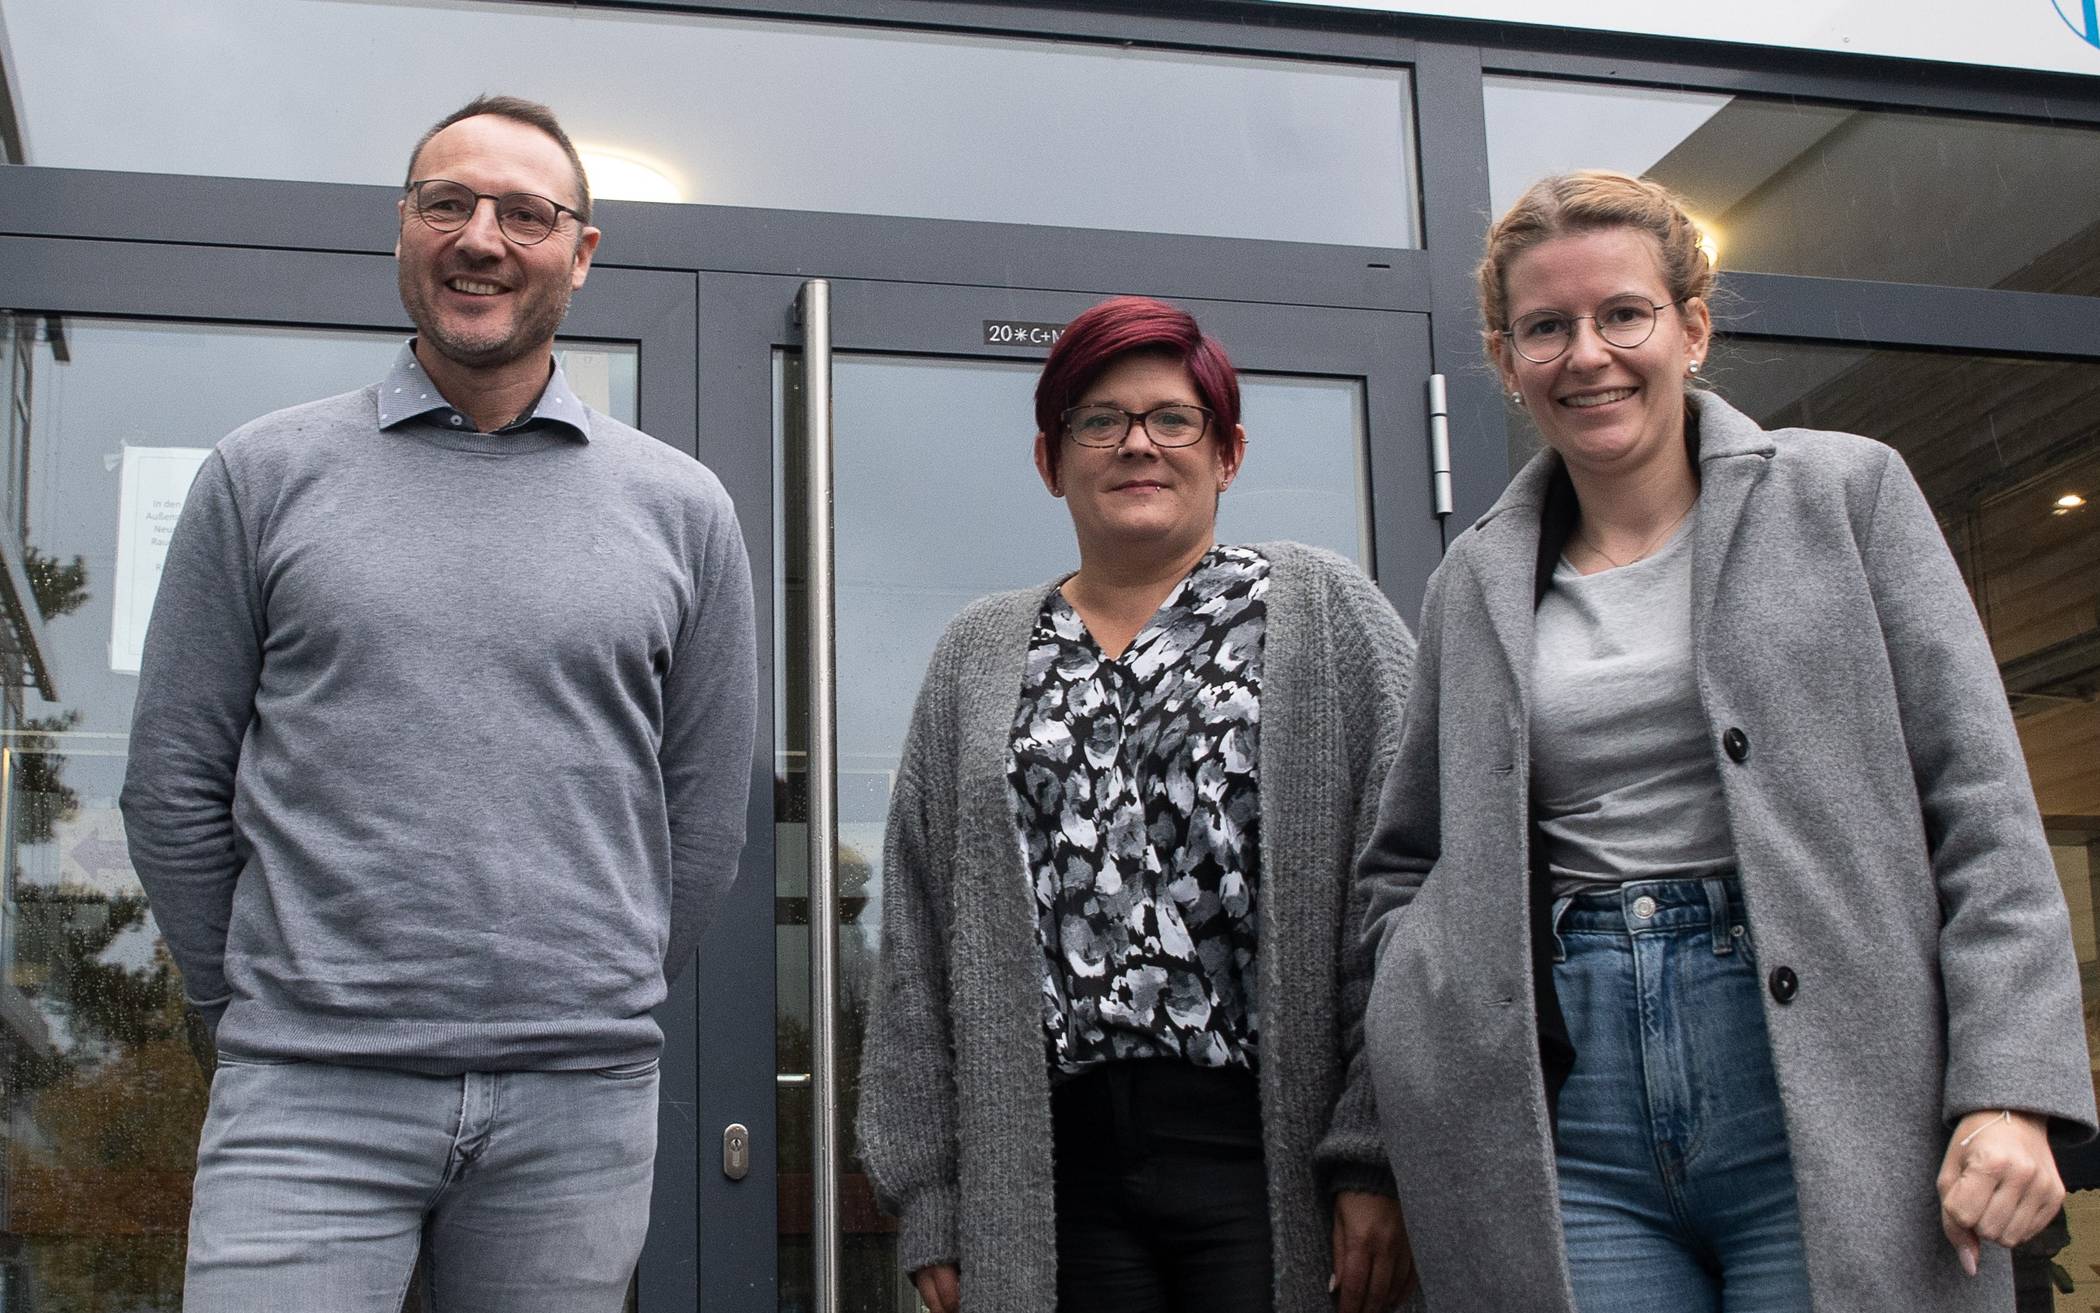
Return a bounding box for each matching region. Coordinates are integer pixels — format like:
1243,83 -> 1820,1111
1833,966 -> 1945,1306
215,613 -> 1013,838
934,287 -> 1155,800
1768,966 -> 1799,1004
1723,727 -> 1750,762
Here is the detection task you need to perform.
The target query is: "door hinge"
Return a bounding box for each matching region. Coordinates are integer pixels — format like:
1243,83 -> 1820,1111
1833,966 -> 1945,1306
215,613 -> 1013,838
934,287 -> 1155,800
1426,374 -> 1454,518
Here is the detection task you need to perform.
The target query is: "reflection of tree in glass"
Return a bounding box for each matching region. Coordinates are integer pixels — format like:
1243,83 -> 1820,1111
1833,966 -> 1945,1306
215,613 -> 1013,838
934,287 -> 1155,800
9,545 -> 89,843
25,545 -> 89,621
3,548 -> 205,1310
838,841 -> 871,899
12,709 -> 83,845
7,901 -> 203,1311
778,840 -> 873,1176
2,541 -> 91,847
777,838 -> 910,1313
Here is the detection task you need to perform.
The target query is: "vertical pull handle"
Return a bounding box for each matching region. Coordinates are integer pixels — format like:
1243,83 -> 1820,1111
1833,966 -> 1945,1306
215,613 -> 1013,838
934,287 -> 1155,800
797,278 -> 843,1313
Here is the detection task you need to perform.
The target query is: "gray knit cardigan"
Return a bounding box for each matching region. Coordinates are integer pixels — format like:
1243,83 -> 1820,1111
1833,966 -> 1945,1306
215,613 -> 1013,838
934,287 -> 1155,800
856,540 -> 1416,1312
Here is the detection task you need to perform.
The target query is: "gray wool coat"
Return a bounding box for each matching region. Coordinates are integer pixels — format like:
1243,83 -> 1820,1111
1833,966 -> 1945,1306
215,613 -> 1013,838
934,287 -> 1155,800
1355,390 -> 2097,1312
857,541 -> 1415,1313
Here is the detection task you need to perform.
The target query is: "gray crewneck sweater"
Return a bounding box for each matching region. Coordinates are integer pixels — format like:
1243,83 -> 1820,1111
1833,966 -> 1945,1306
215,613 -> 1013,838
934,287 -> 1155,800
121,380 -> 756,1073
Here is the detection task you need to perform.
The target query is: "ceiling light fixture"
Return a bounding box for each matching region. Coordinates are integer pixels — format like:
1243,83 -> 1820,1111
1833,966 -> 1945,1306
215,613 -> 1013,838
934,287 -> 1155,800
578,149 -> 683,204
1691,219 -> 1721,269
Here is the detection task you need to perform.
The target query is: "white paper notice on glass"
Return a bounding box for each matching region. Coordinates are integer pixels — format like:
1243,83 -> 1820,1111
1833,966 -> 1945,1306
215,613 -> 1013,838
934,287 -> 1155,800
111,445 -> 212,674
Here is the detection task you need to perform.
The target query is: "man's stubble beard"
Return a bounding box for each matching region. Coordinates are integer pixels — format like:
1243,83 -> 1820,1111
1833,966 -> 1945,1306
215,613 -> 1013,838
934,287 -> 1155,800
397,261 -> 575,370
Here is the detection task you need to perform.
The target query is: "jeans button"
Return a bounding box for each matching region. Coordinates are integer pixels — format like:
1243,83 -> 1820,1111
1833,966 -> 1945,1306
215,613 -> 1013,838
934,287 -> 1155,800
1768,965 -> 1799,1003
1632,895 -> 1658,920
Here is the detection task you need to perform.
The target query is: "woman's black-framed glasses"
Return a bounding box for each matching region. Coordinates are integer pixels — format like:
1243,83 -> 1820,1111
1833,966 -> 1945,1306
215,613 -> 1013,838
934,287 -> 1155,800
404,178 -> 581,247
1505,296 -> 1688,364
1061,403 -> 1214,448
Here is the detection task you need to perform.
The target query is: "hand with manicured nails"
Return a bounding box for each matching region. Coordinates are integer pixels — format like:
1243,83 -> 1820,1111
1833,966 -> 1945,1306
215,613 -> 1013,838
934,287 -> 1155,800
1937,1109 -> 2064,1276
912,1262 -> 959,1313
1330,1190 -> 1416,1313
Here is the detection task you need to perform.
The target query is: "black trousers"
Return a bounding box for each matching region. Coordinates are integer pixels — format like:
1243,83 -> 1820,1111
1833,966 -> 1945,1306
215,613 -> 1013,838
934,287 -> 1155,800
1051,1060 -> 1275,1313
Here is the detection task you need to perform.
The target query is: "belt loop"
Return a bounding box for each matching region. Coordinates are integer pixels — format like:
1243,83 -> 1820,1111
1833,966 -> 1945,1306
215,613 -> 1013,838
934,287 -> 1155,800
1705,877 -> 1734,956
1549,894 -> 1575,963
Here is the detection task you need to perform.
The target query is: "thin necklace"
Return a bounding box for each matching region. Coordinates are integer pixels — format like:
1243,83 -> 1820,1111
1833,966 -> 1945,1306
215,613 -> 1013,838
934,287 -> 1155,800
1575,496 -> 1696,570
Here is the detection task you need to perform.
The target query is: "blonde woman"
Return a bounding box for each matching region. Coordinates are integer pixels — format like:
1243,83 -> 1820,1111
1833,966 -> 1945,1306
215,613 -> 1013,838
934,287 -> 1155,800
1356,170 -> 2094,1312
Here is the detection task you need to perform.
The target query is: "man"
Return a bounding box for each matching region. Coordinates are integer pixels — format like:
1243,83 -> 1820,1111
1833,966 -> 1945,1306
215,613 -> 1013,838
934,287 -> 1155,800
120,95 -> 755,1311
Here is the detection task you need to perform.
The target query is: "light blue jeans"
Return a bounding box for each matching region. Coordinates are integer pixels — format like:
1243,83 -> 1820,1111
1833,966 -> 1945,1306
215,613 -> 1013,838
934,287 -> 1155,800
1550,877 -> 1813,1312
184,1054 -> 659,1312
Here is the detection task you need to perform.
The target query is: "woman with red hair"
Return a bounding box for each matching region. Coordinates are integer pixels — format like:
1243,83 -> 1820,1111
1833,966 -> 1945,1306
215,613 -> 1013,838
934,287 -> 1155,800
858,295 -> 1419,1313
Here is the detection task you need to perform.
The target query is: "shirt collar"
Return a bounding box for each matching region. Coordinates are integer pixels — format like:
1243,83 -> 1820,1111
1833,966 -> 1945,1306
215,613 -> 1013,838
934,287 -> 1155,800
374,340 -> 592,441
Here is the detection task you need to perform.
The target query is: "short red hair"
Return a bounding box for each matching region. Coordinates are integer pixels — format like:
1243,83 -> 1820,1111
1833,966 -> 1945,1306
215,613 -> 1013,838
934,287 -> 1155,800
1033,296 -> 1241,479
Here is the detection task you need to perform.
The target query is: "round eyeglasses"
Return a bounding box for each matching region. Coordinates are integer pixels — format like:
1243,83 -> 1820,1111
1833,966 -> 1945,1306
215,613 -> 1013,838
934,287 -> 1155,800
1505,296 -> 1687,364
404,178 -> 582,247
1061,403 -> 1214,448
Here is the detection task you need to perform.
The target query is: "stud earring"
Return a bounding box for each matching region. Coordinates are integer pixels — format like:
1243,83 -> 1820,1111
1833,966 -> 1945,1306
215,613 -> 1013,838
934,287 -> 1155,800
1688,360 -> 1702,376
1509,390 -> 1525,408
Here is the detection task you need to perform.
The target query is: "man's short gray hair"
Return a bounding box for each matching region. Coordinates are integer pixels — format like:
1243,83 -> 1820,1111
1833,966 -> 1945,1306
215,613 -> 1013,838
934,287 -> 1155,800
404,94 -> 592,227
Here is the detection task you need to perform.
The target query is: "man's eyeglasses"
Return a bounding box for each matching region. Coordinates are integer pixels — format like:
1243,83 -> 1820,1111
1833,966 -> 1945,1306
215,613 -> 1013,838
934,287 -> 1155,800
404,179 -> 582,247
1061,403 -> 1214,448
1505,296 -> 1688,364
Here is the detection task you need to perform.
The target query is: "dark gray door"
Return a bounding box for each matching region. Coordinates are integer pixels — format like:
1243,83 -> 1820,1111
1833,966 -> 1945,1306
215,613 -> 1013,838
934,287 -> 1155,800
712,272 -> 1437,1313
0,232 -> 764,1313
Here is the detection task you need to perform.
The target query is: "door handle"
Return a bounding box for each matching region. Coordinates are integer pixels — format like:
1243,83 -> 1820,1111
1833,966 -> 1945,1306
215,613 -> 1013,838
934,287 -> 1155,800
797,277 -> 843,1313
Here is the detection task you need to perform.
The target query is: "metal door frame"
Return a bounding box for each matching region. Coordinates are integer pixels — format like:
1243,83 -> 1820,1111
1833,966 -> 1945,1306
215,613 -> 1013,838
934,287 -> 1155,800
709,269 -> 1441,1311
716,274 -> 1446,601
0,232 -> 770,1313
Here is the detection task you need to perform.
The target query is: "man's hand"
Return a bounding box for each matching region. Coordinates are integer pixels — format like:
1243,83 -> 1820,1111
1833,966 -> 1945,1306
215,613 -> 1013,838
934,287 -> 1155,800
912,1262 -> 960,1313
1938,1109 -> 2064,1276
1330,1190 -> 1416,1313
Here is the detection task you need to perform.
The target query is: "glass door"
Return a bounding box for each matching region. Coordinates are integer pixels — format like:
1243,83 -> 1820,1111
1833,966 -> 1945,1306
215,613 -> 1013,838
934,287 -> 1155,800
0,233 -> 764,1313
733,274 -> 1437,1312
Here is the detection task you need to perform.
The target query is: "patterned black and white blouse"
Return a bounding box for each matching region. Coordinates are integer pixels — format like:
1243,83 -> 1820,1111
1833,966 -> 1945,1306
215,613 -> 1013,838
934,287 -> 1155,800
1008,545 -> 1270,1075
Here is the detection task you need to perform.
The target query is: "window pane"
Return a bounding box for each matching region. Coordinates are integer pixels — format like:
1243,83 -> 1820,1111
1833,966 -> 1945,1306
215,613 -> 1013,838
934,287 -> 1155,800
831,352 -> 1368,800
0,316 -> 631,1309
772,349 -> 1372,1310
1721,338 -> 2100,1283
3,0 -> 1420,247
1484,75 -> 2100,295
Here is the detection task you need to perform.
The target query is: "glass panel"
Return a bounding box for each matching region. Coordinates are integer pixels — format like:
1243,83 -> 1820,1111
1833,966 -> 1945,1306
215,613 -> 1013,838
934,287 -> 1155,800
556,345 -> 641,429
1483,75 -> 2100,295
1,0 -> 1420,248
1721,340 -> 2100,1292
774,350 -> 1373,1311
0,315 -> 634,1309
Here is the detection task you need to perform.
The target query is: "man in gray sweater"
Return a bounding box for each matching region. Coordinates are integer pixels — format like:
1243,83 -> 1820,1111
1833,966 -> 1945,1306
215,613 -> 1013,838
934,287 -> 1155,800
119,95 -> 756,1312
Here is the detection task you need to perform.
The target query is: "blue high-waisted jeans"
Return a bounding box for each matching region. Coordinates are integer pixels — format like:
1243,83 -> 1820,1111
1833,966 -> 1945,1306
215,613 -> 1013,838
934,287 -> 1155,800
1549,877 -> 1813,1312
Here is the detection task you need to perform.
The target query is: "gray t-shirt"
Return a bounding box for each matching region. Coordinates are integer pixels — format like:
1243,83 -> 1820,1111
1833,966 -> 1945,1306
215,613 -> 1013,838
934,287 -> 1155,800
1530,512 -> 1734,896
